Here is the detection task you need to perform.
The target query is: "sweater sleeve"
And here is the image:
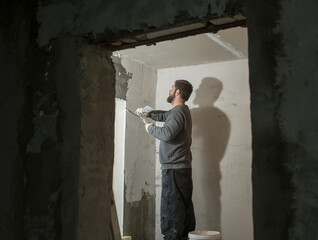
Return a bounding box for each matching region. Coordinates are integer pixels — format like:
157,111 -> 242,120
148,110 -> 183,142
149,110 -> 170,122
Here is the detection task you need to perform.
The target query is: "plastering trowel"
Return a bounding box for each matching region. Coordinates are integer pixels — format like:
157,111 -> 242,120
125,108 -> 147,123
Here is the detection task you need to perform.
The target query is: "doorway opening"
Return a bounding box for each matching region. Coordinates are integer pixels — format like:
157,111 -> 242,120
111,24 -> 252,240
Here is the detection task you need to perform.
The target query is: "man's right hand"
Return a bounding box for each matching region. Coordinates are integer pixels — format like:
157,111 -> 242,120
134,105 -> 153,117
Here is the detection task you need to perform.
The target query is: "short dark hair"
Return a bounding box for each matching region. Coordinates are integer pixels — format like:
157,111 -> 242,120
175,80 -> 193,101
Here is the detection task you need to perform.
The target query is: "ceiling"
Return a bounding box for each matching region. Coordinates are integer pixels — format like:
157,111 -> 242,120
116,26 -> 248,69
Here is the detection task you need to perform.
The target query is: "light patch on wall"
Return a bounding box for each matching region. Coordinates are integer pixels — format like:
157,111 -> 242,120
205,33 -> 245,58
112,52 -> 132,100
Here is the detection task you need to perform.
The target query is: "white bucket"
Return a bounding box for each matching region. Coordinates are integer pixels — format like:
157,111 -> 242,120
188,231 -> 221,240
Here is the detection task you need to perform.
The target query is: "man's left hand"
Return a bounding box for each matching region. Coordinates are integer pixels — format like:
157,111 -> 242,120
143,119 -> 153,133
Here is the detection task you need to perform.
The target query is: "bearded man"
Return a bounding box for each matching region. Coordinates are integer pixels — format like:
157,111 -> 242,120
137,80 -> 195,240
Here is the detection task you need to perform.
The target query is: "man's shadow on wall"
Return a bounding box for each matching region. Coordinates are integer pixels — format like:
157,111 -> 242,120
191,77 -> 230,231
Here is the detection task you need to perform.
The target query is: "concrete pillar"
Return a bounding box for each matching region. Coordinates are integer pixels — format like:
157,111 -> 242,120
78,46 -> 115,240
246,0 -> 318,239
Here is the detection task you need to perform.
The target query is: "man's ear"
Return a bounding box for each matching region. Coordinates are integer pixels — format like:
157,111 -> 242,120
176,89 -> 181,96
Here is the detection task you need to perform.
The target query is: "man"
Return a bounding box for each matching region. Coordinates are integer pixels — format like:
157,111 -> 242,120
138,80 -> 195,240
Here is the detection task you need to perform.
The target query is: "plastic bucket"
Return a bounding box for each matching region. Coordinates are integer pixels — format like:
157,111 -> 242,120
188,231 -> 221,240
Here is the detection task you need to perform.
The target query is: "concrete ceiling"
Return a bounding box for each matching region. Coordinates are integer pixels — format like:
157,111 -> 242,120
117,26 -> 248,69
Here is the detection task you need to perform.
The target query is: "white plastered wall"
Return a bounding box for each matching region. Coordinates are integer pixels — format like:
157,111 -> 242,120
155,59 -> 253,240
113,98 -> 126,234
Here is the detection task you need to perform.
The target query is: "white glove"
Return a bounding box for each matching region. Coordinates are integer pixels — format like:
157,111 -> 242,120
143,119 -> 154,133
144,122 -> 154,133
135,105 -> 153,117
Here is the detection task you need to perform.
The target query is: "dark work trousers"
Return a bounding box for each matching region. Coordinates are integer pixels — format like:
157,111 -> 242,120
161,168 -> 196,240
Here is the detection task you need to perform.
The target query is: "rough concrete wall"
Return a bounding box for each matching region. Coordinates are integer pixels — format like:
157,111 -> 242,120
246,0 -> 318,239
23,35 -> 82,240
36,0 -> 244,47
0,2 -> 82,239
46,36 -> 82,240
79,46 -> 115,240
112,53 -> 132,100
120,55 -> 157,240
0,2 -> 31,239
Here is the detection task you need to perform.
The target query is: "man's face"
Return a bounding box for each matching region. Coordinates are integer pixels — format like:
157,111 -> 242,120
167,84 -> 176,103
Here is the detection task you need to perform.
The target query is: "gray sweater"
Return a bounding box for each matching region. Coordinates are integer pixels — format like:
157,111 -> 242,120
148,104 -> 192,169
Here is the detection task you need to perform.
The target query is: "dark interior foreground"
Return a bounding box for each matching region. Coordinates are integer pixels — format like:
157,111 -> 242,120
1,1 -> 318,240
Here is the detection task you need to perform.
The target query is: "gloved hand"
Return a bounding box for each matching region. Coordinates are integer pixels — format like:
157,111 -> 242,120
135,105 -> 153,117
143,119 -> 154,133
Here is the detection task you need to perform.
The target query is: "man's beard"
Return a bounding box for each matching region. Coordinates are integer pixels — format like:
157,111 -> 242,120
167,90 -> 176,103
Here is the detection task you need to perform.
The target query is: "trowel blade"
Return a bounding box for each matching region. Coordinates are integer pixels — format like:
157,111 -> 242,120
125,108 -> 146,122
